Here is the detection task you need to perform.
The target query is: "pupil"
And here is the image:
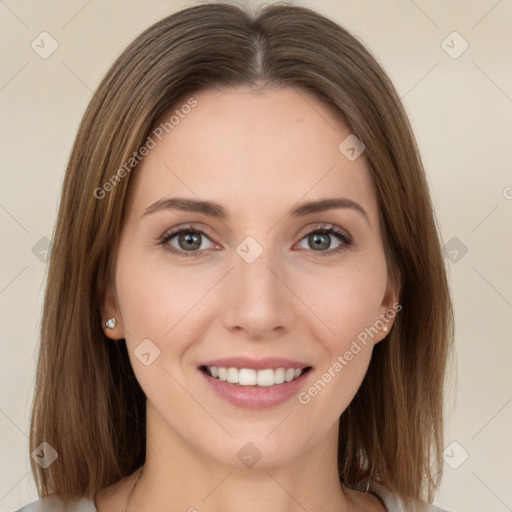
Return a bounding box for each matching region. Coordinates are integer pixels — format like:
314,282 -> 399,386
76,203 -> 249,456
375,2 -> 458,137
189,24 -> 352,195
180,232 -> 201,250
311,233 -> 330,251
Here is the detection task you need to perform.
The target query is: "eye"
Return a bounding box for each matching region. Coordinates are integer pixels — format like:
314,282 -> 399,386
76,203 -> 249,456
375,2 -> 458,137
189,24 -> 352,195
159,225 -> 217,257
158,223 -> 353,258
295,224 -> 352,256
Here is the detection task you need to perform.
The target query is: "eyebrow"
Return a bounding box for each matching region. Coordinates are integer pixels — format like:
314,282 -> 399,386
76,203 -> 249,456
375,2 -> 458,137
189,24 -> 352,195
142,197 -> 370,225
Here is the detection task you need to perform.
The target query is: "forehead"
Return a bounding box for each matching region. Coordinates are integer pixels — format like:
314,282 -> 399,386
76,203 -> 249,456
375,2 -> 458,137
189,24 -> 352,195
127,86 -> 378,220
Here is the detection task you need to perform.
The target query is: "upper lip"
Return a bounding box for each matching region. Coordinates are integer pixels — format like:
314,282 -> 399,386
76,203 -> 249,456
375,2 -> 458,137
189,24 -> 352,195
199,357 -> 312,371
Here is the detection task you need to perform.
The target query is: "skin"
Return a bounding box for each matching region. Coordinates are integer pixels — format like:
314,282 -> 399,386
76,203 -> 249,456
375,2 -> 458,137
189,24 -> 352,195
96,86 -> 398,512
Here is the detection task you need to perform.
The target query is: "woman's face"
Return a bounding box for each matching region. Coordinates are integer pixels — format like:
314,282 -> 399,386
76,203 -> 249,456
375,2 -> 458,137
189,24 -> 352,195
107,86 -> 398,469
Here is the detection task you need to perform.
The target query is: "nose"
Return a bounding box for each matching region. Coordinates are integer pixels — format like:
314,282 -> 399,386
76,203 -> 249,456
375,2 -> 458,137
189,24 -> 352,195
221,246 -> 294,340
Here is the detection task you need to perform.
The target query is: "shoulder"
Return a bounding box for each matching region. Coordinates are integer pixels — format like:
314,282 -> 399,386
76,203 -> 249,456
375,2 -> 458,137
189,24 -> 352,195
369,480 -> 452,512
11,495 -> 96,512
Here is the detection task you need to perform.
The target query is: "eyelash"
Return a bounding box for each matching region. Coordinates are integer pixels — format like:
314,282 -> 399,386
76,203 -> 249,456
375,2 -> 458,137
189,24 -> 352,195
158,223 -> 353,258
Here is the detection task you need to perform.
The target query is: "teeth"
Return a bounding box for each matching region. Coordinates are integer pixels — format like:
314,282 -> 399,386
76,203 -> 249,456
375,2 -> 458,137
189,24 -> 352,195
206,366 -> 306,386
274,368 -> 285,384
227,367 -> 238,384
239,368 -> 257,386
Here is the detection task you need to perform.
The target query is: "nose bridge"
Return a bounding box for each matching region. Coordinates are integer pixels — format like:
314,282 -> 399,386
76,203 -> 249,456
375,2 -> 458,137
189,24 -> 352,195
222,235 -> 292,337
237,244 -> 278,296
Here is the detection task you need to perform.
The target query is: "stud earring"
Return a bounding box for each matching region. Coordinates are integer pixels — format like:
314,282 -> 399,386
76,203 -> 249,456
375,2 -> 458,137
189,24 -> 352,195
105,318 -> 116,330
382,325 -> 388,332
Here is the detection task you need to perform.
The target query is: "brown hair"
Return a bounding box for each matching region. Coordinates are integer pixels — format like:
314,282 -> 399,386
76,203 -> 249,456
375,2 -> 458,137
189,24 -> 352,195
30,1 -> 453,507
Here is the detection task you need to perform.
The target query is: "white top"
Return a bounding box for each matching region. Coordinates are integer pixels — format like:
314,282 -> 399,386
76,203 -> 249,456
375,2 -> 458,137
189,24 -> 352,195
12,481 -> 451,511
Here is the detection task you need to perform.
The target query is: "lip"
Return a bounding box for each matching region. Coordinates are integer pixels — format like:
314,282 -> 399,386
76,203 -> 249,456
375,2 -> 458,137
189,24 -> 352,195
200,369 -> 311,409
198,357 -> 313,409
198,356 -> 311,371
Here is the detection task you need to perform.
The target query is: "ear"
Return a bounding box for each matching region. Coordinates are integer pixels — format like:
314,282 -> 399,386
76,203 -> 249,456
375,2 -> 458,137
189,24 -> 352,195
101,285 -> 125,341
373,273 -> 401,345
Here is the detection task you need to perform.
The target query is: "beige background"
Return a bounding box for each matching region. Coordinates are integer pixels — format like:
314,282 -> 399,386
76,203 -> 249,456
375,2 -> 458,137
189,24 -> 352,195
1,1 -> 511,510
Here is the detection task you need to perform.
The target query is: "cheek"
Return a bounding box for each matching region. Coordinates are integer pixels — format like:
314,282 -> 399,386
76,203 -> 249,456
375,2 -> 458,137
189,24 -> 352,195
115,243 -> 210,340
114,245 -> 222,395
297,346 -> 373,435
114,255 -> 197,404
296,257 -> 387,349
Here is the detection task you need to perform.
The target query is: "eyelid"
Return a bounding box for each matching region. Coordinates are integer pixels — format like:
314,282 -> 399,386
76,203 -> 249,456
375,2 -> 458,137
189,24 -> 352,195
296,222 -> 351,241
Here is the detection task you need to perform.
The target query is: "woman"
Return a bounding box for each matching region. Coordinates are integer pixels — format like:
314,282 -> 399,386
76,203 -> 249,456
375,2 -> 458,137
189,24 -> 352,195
15,2 -> 454,511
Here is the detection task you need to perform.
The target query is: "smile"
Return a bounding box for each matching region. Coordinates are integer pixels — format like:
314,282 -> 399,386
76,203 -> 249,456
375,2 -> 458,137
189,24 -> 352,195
201,365 -> 312,386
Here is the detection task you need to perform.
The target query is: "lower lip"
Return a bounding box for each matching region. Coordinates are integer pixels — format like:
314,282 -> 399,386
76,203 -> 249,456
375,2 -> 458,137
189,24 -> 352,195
200,369 -> 310,409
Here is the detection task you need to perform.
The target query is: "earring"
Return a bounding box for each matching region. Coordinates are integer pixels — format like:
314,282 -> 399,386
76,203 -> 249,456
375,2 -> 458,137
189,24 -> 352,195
105,317 -> 116,330
382,325 -> 388,332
